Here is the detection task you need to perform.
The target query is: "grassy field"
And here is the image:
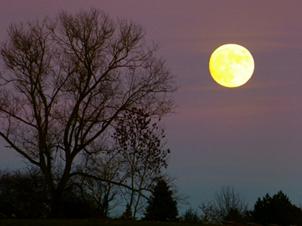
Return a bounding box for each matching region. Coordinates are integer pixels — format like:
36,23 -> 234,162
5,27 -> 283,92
0,220 -> 213,226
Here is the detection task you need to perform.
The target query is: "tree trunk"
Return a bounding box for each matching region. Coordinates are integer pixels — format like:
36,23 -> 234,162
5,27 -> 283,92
49,165 -> 72,217
49,189 -> 64,218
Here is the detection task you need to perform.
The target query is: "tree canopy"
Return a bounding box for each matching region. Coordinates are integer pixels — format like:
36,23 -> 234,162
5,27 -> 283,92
253,191 -> 302,226
0,9 -> 174,216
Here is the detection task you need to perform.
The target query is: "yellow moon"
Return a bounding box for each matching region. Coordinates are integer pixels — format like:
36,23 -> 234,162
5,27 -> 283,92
209,44 -> 255,88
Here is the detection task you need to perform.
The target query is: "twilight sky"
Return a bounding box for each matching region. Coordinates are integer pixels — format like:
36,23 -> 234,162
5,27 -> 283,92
1,0 -> 302,211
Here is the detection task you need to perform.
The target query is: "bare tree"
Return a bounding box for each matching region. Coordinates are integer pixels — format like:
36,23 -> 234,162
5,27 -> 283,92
0,9 -> 174,216
113,108 -> 170,218
214,186 -> 247,221
200,186 -> 247,223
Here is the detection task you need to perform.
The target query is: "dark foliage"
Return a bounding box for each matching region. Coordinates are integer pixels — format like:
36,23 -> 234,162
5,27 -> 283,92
182,208 -> 200,224
224,208 -> 247,223
54,190 -> 99,219
0,170 -> 48,218
144,179 -> 178,221
0,171 -> 99,218
253,190 -> 302,226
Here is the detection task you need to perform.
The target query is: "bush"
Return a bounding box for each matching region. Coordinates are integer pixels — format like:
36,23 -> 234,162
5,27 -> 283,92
182,208 -> 200,223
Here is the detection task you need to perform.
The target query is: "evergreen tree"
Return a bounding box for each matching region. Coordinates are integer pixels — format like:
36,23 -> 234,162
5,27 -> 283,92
253,191 -> 302,226
144,179 -> 178,221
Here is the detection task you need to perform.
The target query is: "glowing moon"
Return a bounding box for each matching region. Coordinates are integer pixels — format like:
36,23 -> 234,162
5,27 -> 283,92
209,44 -> 255,88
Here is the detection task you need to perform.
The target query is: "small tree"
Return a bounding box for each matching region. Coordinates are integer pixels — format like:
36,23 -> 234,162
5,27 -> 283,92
113,108 -> 170,218
144,178 -> 178,221
200,201 -> 217,224
200,186 -> 247,223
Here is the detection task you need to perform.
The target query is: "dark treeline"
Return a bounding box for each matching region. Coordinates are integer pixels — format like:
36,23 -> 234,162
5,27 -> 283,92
0,170 -> 178,220
182,186 -> 302,226
1,170 -> 302,226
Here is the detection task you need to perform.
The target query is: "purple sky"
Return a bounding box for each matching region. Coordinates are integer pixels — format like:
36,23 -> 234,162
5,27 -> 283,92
1,0 -> 302,210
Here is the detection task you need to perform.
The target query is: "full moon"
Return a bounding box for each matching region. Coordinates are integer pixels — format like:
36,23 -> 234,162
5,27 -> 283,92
209,44 -> 255,88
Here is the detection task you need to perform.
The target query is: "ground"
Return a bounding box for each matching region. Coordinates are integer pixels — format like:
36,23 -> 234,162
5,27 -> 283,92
0,220 -> 218,226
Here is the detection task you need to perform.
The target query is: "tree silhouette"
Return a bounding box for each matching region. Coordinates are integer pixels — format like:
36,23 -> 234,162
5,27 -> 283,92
200,186 -> 247,223
113,108 -> 170,218
0,9 -> 174,216
144,178 -> 178,221
253,191 -> 302,226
